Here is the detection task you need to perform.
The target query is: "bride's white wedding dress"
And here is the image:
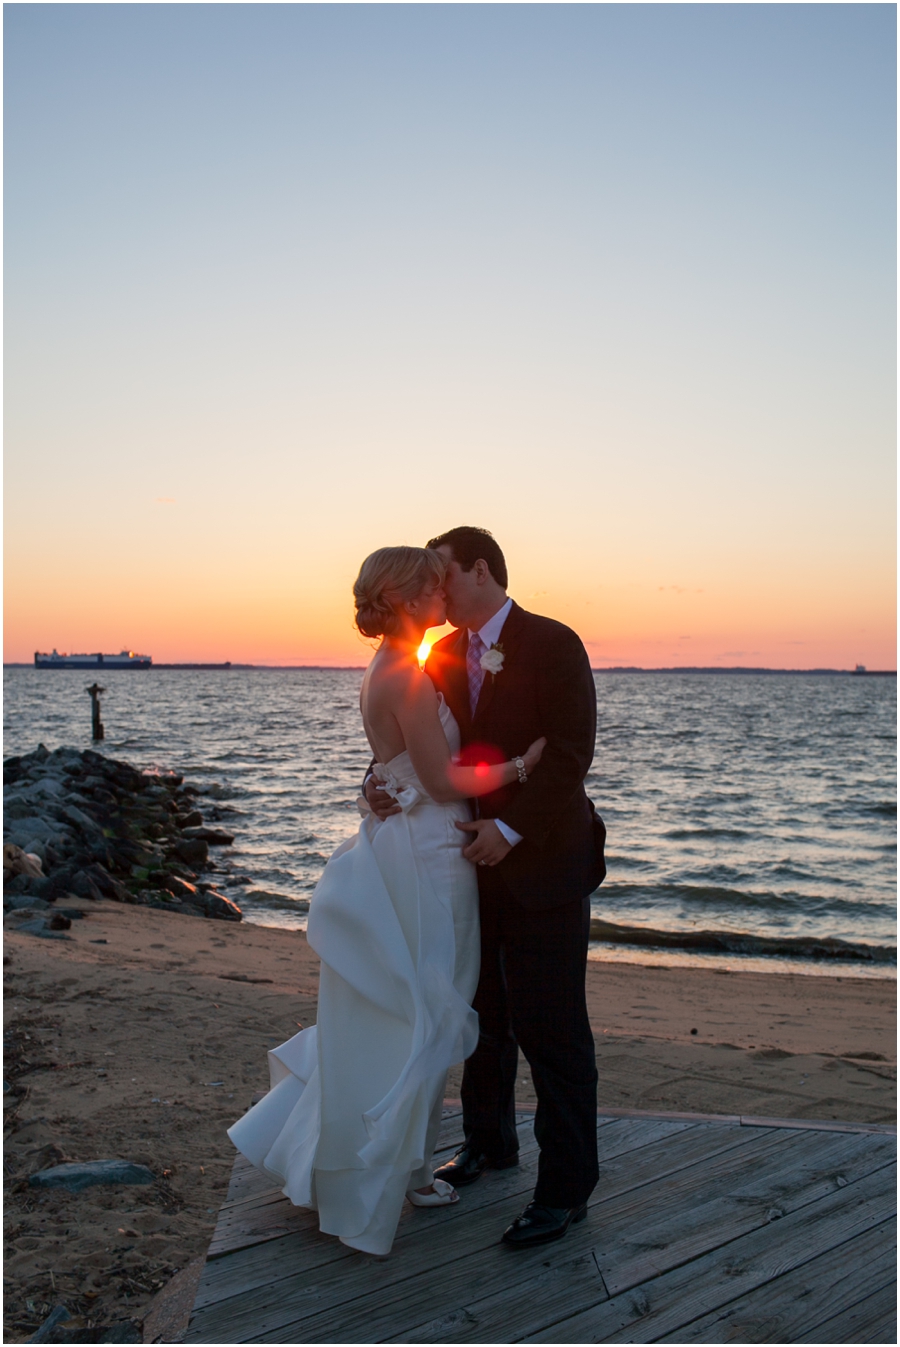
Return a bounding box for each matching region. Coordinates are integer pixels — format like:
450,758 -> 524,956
228,695 -> 480,1255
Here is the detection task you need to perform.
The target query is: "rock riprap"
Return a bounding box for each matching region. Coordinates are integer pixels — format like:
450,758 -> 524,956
3,745 -> 241,924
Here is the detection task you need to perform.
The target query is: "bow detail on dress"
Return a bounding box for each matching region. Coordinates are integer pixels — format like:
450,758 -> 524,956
372,764 -> 422,813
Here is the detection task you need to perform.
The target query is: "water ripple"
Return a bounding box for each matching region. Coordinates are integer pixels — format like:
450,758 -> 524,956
3,668 -> 895,955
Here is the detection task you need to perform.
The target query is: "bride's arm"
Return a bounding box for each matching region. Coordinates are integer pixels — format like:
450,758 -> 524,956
394,671 -> 542,803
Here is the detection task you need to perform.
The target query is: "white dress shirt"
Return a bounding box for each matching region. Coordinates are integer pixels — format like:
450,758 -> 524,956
472,596 -> 513,656
469,598 -> 523,849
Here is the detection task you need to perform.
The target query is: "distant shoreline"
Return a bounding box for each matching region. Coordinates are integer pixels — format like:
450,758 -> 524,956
4,663 -> 896,675
592,666 -> 897,676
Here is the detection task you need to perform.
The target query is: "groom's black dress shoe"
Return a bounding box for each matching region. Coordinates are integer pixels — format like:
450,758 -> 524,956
501,1200 -> 588,1248
433,1146 -> 519,1187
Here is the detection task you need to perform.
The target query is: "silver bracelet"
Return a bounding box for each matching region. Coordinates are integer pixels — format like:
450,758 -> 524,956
514,756 -> 527,785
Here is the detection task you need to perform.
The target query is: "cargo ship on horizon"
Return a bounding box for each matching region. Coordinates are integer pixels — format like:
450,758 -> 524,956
34,649 -> 152,669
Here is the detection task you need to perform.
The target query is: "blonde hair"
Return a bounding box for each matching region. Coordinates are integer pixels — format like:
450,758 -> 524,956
353,546 -> 445,639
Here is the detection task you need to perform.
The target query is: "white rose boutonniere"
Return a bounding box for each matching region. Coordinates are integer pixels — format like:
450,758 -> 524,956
480,643 -> 505,678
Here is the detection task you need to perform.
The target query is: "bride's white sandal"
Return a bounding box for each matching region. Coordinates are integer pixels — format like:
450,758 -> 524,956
407,1178 -> 459,1207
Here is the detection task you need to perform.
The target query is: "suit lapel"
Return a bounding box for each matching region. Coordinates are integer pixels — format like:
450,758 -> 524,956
435,628 -> 471,736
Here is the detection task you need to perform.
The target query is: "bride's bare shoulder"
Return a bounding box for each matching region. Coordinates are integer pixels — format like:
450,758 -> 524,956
363,653 -> 434,708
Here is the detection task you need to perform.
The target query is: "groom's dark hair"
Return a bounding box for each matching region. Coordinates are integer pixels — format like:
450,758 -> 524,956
426,526 -> 508,589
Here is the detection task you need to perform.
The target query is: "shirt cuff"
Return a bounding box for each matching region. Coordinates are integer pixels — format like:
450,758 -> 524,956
494,818 -> 524,848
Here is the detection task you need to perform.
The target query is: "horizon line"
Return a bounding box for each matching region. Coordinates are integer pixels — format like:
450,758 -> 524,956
4,662 -> 896,676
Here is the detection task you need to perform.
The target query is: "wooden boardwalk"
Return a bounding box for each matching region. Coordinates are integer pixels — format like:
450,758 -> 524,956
185,1105 -> 896,1343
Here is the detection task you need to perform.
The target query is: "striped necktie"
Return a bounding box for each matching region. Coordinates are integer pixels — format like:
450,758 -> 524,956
467,632 -> 485,715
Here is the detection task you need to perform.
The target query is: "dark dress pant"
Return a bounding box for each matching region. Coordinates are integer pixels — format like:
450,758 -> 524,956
461,867 -> 599,1208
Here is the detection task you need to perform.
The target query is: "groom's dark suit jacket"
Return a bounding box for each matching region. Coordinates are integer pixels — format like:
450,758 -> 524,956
426,602 -> 606,910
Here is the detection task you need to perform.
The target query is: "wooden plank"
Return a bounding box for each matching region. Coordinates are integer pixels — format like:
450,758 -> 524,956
596,1106 -> 896,1136
204,1101 -> 474,1261
206,1109 -> 497,1262
208,1196 -> 320,1259
197,1119 -> 886,1344
433,1112 -> 466,1155
593,1119 -> 753,1207
207,1187 -> 300,1257
208,1108 -> 677,1242
215,1185 -> 288,1222
187,1117 -> 692,1337
193,1139 -> 543,1323
599,1107 -> 742,1125
523,1162 -> 896,1343
740,1115 -> 897,1136
193,1115 -> 686,1299
656,1216 -> 897,1343
190,1114 -> 549,1317
431,1105 -> 531,1156
390,1250 -> 607,1344
192,1113 -> 649,1311
800,1279 -> 898,1344
250,1243 -> 601,1344
401,1142 -> 900,1347
224,1153 -> 273,1206
190,1124 -> 895,1345
593,1129 -> 896,1297
198,1123 -> 766,1344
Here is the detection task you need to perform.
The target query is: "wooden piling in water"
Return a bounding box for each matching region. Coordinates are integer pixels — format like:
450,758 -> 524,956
85,683 -> 105,740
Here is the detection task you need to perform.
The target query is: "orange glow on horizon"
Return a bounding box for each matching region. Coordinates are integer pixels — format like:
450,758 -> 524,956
2,537 -> 895,671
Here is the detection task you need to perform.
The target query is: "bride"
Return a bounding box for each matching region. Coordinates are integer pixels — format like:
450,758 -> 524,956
228,546 -> 544,1256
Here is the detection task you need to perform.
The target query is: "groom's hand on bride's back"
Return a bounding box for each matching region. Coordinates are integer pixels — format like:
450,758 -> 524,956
365,776 -> 402,821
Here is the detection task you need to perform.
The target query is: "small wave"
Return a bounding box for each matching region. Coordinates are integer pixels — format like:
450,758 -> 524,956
770,863 -> 819,882
197,781 -> 247,799
243,889 -> 310,912
597,881 -> 891,921
663,827 -> 752,840
588,918 -> 896,965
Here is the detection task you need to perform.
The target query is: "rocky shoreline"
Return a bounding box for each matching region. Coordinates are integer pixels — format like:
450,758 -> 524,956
4,745 -> 242,932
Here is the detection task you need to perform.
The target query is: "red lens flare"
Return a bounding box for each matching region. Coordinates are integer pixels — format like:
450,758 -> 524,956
457,741 -> 505,769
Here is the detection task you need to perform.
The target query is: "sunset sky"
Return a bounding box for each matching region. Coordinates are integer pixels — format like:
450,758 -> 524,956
5,4 -> 896,669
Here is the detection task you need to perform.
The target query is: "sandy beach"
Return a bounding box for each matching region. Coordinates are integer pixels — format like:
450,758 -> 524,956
4,899 -> 895,1342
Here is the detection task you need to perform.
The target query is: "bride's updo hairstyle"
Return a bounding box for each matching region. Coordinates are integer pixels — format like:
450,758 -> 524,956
354,546 -> 445,639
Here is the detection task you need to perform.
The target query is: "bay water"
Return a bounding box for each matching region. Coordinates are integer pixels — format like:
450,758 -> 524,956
3,667 -> 895,975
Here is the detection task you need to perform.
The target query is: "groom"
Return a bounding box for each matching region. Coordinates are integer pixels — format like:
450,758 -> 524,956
367,526 -> 606,1247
